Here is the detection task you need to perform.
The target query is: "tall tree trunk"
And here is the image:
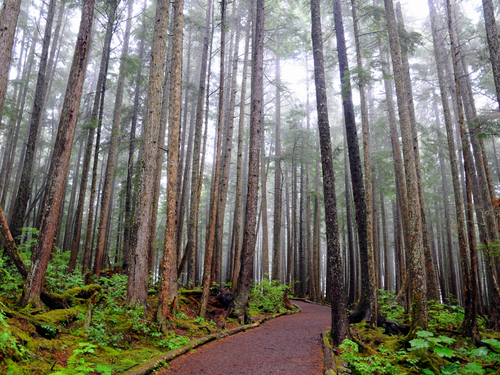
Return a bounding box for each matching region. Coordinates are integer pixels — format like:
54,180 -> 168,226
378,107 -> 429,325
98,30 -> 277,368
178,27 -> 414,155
272,53 -> 282,283
230,16 -> 250,292
157,0 -> 184,328
310,0 -> 349,345
396,3 -> 439,301
200,0 -> 227,318
334,0 -> 375,326
260,123 -> 269,279
68,3 -> 116,272
0,0 -> 22,117
127,0 -> 170,308
482,0 -> 500,108
19,0 -> 94,307
122,0 -> 147,275
185,0 -> 213,287
9,0 -> 57,245
384,0 -> 427,330
93,0 -> 121,278
231,0 -> 264,322
445,0 -> 479,341
214,9 -> 243,285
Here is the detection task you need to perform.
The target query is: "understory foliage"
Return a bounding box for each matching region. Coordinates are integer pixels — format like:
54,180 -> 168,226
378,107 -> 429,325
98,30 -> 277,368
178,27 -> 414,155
338,291 -> 500,374
249,278 -> 288,313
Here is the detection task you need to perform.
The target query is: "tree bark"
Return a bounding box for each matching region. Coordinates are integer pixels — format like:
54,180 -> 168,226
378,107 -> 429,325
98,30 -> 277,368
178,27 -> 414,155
0,0 -> 22,117
384,0 -> 427,330
19,0 -> 94,307
157,0 -> 184,328
232,0 -> 264,322
310,0 -> 349,345
9,0 -> 57,246
126,0 -> 170,308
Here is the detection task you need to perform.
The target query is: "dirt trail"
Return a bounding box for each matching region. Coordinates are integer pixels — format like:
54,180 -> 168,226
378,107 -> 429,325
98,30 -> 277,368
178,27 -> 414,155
157,301 -> 331,375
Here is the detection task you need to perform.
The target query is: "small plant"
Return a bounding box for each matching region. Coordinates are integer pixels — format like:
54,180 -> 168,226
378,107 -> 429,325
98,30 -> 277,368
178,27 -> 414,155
0,304 -> 26,358
409,330 -> 456,358
158,335 -> 191,350
250,278 -> 287,313
339,339 -> 398,375
51,343 -> 113,375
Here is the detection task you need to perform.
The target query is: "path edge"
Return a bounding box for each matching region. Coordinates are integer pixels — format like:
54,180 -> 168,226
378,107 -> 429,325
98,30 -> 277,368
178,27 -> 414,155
322,331 -> 337,374
123,307 -> 301,375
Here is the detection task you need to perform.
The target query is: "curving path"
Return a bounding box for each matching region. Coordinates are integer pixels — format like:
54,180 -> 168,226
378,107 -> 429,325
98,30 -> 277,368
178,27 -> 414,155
157,301 -> 331,375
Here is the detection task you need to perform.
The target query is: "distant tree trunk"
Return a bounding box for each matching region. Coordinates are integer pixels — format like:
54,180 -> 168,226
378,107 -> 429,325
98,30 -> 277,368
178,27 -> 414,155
334,0 -> 375,326
68,2 -> 115,272
272,53 -> 282,283
231,0 -> 263,322
213,9 -> 242,285
93,0 -> 121,278
384,0 -> 427,330
200,0 -> 226,318
260,125 -> 269,279
230,16 -> 250,292
126,0 -> 170,308
482,0 -> 500,108
0,0 -> 22,117
9,0 -> 57,245
445,0 -> 479,341
122,0 -> 147,275
186,0 -> 213,287
396,3 -> 439,302
311,0 -> 349,345
19,0 -> 94,307
157,0 -> 184,328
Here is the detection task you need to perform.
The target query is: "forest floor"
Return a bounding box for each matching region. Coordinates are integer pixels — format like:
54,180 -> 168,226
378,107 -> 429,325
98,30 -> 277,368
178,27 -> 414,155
155,300 -> 330,375
0,270 -> 297,374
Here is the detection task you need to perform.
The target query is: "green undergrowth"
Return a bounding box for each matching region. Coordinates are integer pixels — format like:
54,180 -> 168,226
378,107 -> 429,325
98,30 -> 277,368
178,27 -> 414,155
249,277 -> 291,314
336,290 -> 500,375
0,247 -> 290,374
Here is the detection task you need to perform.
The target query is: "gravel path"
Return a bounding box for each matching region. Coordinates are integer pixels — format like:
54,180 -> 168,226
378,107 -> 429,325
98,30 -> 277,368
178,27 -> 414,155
157,301 -> 331,375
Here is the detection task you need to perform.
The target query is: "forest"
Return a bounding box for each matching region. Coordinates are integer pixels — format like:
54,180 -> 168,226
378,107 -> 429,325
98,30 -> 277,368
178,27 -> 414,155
1,0 -> 500,372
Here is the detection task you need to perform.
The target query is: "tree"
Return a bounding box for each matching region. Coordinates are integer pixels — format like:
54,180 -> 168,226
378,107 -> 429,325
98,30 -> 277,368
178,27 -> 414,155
0,0 -> 22,118
127,0 -> 170,308
157,0 -> 185,329
383,0 -> 427,330
9,0 -> 57,245
336,0 -> 376,326
310,0 -> 349,345
482,0 -> 500,109
19,0 -> 95,307
200,0 -> 226,318
232,0 -> 264,322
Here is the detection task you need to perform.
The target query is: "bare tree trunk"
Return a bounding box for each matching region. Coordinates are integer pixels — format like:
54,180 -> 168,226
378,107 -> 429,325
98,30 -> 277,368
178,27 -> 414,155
384,0 -> 427,330
9,0 -> 57,244
396,3 -> 439,301
127,0 -> 170,308
19,0 -> 94,307
334,0 -> 375,325
232,0 -> 264,322
0,0 -> 22,117
230,16 -> 250,292
272,53 -> 282,283
310,0 -> 349,345
157,0 -> 184,328
69,3 -> 115,272
200,0 -> 227,318
482,0 -> 500,108
93,0 -> 121,278
122,0 -> 147,275
445,0 -> 480,341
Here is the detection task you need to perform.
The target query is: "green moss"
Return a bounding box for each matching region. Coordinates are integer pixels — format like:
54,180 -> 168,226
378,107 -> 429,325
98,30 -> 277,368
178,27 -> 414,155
65,284 -> 101,299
